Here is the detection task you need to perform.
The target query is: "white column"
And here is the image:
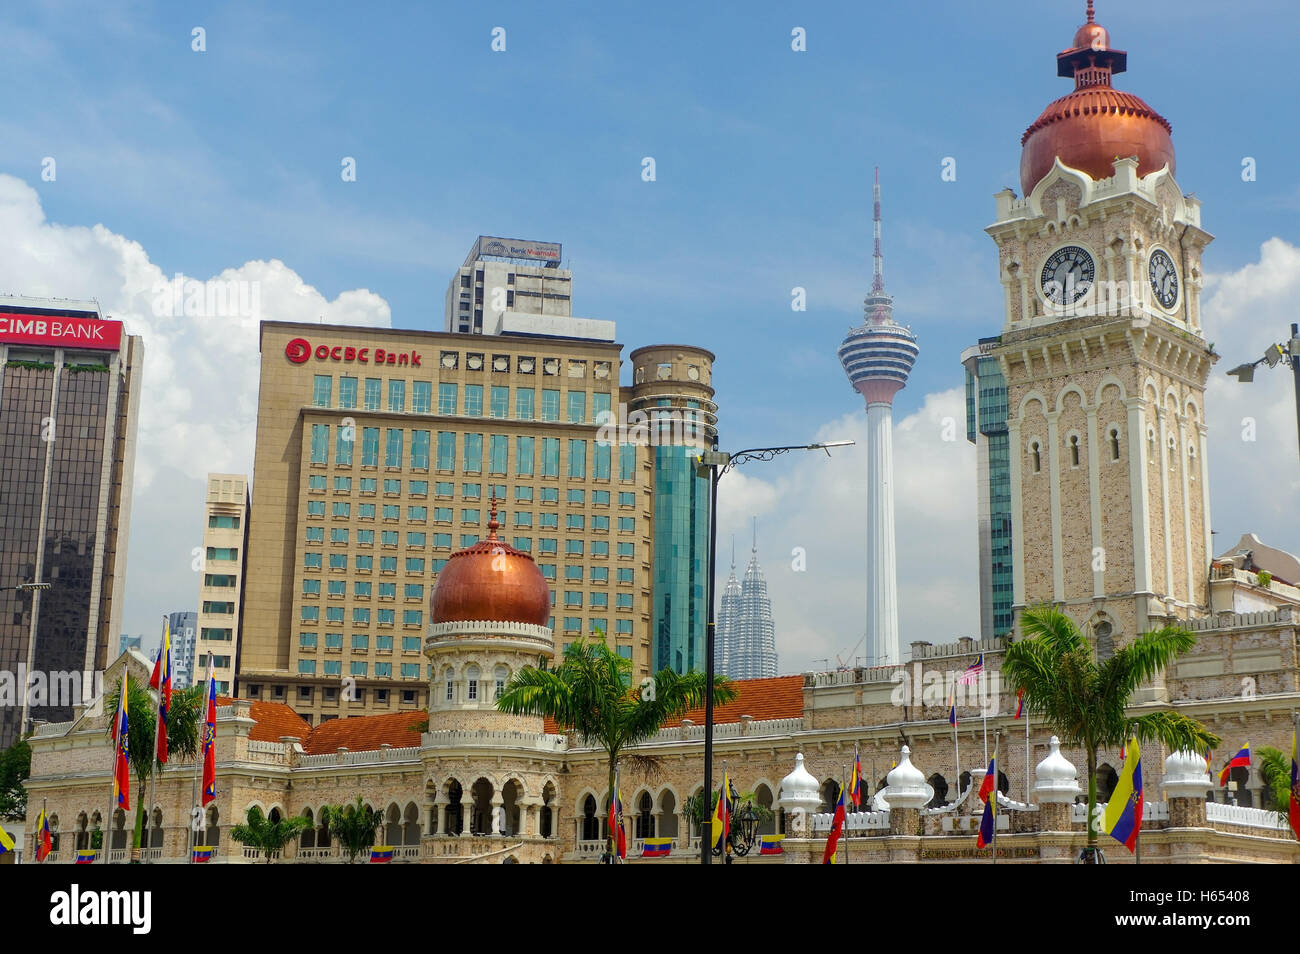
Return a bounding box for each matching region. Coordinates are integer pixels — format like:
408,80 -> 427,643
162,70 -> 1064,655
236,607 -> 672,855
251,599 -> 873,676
1156,408 -> 1175,599
1179,414 -> 1194,608
1126,400 -> 1152,600
1086,407 -> 1104,599
1045,409 -> 1064,602
1199,423 -> 1213,602
865,402 -> 900,667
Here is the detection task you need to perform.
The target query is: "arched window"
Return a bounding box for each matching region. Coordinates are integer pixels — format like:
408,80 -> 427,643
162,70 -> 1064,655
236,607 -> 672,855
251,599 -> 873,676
494,665 -> 509,700
443,666 -> 455,703
753,784 -> 775,835
659,789 -> 679,837
1031,442 -> 1042,473
634,791 -> 654,839
206,806 -> 221,847
1167,435 -> 1177,469
149,808 -> 164,848
445,780 -> 464,835
1188,443 -> 1197,480
48,814 -> 60,853
926,774 -> 949,808
1069,434 -> 1080,467
1109,427 -> 1120,460
820,779 -> 841,814
1096,764 -> 1119,803
1094,620 -> 1114,661
301,808 -> 316,849
466,665 -> 480,702
540,783 -> 556,839
581,795 -> 600,841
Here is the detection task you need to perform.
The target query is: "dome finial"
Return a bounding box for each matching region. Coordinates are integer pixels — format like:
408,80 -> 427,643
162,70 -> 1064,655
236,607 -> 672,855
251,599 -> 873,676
1086,0 -> 1095,23
487,494 -> 500,539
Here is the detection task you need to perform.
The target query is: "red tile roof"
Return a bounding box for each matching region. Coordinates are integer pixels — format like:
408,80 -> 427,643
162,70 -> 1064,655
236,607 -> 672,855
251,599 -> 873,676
541,675 -> 804,734
217,697 -> 312,743
301,710 -> 426,755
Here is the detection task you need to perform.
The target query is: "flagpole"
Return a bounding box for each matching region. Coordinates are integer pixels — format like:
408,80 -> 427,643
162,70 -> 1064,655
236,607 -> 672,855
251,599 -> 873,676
842,763 -> 849,865
145,615 -> 167,863
981,670 -> 988,766
1024,700 -> 1030,802
103,672 -> 122,864
189,743 -> 200,865
41,796 -> 47,862
991,731 -> 999,866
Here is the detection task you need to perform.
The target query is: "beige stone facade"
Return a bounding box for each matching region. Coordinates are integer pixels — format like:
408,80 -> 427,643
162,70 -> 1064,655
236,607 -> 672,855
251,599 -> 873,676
987,159 -> 1216,652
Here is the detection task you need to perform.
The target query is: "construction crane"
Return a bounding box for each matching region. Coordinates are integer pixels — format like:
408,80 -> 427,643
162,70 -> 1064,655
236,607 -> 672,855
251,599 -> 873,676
835,634 -> 866,671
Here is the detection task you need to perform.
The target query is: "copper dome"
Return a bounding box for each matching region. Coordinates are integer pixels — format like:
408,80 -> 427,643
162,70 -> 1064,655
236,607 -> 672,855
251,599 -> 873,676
429,503 -> 551,627
1020,2 -> 1174,195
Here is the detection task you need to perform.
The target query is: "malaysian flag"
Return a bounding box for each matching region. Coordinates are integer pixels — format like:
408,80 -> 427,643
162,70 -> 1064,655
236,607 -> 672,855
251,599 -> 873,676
958,654 -> 984,686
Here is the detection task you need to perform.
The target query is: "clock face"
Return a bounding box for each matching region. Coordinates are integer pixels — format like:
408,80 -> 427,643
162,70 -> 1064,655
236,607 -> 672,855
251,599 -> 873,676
1040,245 -> 1096,306
1148,249 -> 1179,309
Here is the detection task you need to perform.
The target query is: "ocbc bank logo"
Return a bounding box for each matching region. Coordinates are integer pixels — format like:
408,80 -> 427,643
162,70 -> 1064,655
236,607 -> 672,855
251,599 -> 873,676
285,337 -> 312,363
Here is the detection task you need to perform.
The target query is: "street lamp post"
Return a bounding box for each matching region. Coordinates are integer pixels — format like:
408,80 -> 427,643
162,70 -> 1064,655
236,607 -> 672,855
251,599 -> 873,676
1226,322 -> 1300,467
695,440 -> 853,864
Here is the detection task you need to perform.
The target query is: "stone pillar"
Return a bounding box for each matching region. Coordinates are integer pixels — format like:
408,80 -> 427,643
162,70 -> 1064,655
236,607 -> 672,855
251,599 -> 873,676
491,796 -> 505,835
436,803 -> 446,836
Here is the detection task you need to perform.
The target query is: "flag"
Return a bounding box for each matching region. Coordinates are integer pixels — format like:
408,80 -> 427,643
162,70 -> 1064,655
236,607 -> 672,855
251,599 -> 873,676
1102,737 -> 1144,852
759,834 -> 785,855
369,846 -> 394,863
1218,743 -> 1250,786
151,618 -> 172,764
958,654 -> 984,686
34,809 -> 52,862
112,676 -> 131,811
201,661 -> 217,806
641,837 -> 673,857
947,685 -> 958,727
1014,688 -> 1025,719
849,746 -> 863,808
711,771 -> 731,851
0,823 -> 14,855
76,849 -> 97,864
191,846 -> 215,863
608,782 -> 627,860
1288,729 -> 1299,842
822,784 -> 847,864
977,751 -> 997,849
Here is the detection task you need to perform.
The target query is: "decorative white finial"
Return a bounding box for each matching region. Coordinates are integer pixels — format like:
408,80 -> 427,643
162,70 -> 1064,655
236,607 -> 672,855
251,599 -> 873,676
1162,748 -> 1212,799
881,744 -> 930,810
777,753 -> 821,810
1034,735 -> 1081,804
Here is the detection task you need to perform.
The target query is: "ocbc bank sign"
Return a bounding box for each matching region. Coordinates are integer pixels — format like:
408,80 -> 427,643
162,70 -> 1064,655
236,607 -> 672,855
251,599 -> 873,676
285,337 -> 422,367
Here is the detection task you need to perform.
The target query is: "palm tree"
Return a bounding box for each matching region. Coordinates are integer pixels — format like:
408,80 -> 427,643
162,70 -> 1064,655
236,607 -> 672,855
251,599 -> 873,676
106,678 -> 203,855
1255,746 -> 1293,826
496,636 -> 737,860
321,797 -> 384,863
1002,605 -> 1219,861
230,805 -> 312,863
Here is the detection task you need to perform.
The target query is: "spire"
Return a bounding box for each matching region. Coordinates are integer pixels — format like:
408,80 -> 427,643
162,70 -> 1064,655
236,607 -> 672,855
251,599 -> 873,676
871,166 -> 885,297
862,167 -> 895,325
730,534 -> 736,571
487,493 -> 500,539
1086,0 -> 1095,23
751,516 -> 758,554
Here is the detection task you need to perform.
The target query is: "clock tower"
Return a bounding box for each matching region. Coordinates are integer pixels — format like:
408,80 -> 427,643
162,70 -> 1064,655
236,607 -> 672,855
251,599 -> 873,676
987,2 -> 1216,656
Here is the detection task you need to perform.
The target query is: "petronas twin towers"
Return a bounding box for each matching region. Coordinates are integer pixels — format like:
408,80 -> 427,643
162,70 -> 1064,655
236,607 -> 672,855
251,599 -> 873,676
715,531 -> 779,679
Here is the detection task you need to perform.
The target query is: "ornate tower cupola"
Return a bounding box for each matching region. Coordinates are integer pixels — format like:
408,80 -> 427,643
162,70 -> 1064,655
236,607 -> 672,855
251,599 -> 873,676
1020,0 -> 1174,196
986,2 -> 1216,663
424,499 -> 555,732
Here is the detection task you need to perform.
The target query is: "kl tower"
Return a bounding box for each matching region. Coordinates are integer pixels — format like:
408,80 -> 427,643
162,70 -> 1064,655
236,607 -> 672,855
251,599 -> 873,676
837,169 -> 919,668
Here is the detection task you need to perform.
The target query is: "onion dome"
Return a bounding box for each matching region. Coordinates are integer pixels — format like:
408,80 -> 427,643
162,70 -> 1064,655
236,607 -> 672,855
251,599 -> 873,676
1162,748 -> 1213,799
1020,1 -> 1174,195
1034,736 -> 1082,804
429,499 -> 550,627
776,752 -> 822,812
881,745 -> 930,810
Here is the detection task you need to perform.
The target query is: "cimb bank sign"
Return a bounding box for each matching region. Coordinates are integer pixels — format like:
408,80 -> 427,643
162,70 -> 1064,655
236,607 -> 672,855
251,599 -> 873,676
0,313 -> 123,351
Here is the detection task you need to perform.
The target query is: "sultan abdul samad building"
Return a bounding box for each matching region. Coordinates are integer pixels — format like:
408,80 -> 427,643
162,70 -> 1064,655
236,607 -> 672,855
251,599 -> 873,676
20,4 -> 1300,863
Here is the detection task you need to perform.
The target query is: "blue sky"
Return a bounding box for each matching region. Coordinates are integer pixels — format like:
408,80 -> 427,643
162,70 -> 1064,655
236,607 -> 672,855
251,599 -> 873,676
2,1 -> 1298,665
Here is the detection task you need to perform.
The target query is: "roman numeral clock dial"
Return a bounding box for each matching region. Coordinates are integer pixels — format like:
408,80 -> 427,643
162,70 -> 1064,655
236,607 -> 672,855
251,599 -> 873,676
1040,245 -> 1095,306
1148,248 -> 1179,309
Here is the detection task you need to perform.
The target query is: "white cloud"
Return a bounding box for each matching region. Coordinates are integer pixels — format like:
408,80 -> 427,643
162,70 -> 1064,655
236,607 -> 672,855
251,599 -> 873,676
0,174 -> 391,651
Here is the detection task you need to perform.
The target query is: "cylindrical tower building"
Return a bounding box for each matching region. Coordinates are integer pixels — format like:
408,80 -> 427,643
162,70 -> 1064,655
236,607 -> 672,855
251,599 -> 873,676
837,169 -> 919,668
628,345 -> 718,673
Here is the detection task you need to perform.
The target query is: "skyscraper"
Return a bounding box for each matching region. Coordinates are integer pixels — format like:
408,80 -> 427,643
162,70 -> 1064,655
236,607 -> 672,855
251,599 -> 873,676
837,171 -> 919,668
962,341 -> 1014,640
164,611 -> 198,690
195,474 -> 249,696
715,531 -> 778,680
0,296 -> 142,746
